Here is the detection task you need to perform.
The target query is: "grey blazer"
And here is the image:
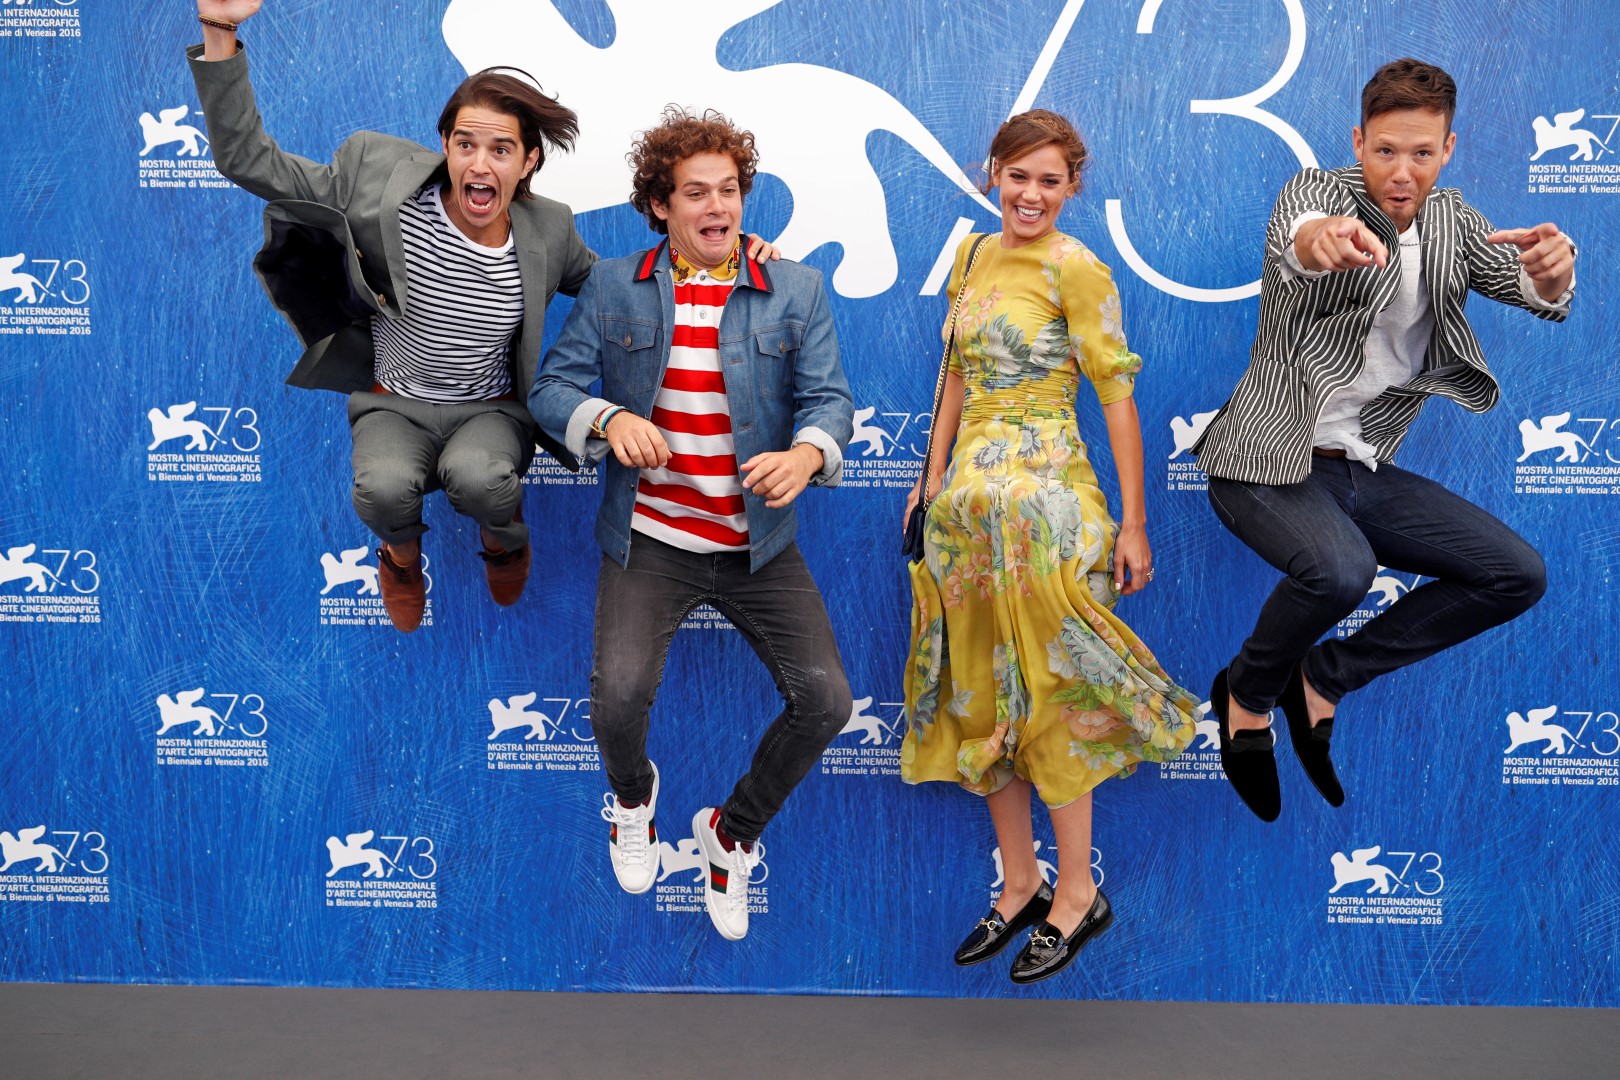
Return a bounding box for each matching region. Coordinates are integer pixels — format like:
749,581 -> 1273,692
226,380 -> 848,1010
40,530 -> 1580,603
1194,164 -> 1570,485
187,44 -> 595,406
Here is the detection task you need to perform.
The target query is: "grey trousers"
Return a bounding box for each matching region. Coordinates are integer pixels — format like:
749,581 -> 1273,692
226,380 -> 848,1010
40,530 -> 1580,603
347,392 -> 535,552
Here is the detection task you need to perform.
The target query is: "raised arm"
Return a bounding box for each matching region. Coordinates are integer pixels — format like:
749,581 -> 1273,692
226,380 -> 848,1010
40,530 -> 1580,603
188,0 -> 362,207
197,0 -> 259,61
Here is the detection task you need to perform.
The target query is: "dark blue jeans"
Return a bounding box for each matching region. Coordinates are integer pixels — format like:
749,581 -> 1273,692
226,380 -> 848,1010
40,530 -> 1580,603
1207,457 -> 1546,715
590,536 -> 852,844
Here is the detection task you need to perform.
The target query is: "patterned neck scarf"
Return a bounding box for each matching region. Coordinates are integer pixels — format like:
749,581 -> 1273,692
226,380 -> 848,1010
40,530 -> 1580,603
670,238 -> 742,285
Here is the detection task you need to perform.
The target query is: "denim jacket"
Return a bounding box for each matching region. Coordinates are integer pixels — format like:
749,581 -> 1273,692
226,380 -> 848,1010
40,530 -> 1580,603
529,240 -> 853,571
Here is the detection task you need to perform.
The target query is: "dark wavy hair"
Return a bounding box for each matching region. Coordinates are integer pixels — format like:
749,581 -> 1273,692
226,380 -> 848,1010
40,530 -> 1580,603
1361,58 -> 1457,130
628,106 -> 759,234
984,109 -> 1088,196
437,68 -> 578,201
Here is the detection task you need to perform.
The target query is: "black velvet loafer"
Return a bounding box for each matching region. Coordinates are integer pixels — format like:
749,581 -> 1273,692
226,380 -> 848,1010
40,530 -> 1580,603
1009,888 -> 1113,984
1212,668 -> 1281,823
954,880 -> 1054,966
1279,664 -> 1345,807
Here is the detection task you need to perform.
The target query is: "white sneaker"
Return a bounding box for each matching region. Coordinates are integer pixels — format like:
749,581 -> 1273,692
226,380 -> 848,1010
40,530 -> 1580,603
600,763 -> 660,894
693,807 -> 762,941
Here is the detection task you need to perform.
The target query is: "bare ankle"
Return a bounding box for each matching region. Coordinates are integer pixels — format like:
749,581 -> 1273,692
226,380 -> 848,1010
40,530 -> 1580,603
1300,670 -> 1335,725
1047,881 -> 1098,933
1228,693 -> 1271,732
997,876 -> 1042,912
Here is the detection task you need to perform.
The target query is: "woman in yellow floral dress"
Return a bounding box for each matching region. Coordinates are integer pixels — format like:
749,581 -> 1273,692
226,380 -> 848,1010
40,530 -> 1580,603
901,110 -> 1198,984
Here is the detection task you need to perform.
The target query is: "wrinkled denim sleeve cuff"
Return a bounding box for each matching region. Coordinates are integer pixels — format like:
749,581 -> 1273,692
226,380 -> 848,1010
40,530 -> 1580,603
792,426 -> 843,487
566,397 -> 616,466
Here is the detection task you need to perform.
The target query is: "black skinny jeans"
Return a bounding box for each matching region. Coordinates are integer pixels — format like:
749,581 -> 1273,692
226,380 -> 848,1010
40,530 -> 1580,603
589,536 -> 853,844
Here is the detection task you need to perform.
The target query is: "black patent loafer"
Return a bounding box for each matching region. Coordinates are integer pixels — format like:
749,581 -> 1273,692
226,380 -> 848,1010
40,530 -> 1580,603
1213,668 -> 1281,823
1009,888 -> 1114,984
954,880 -> 1054,966
1279,664 -> 1344,807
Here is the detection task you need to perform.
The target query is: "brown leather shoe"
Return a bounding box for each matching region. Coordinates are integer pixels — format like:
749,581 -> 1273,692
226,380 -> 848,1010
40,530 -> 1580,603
375,545 -> 426,633
479,538 -> 531,606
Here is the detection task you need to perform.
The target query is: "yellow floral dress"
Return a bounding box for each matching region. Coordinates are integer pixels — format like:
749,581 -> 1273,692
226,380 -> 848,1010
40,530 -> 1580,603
900,232 -> 1198,806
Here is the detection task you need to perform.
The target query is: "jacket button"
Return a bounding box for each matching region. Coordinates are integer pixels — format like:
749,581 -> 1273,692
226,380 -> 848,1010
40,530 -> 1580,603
623,334 -> 632,347
778,341 -> 786,353
355,248 -> 363,259
377,293 -> 387,306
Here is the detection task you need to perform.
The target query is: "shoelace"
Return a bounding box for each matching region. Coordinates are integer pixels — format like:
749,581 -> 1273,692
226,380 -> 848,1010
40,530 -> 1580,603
723,843 -> 764,914
600,795 -> 652,866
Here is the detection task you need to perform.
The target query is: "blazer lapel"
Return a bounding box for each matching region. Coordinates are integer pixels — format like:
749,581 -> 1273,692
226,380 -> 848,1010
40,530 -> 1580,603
1416,193 -> 1454,369
378,152 -> 446,314
1340,163 -> 1401,326
507,202 -> 552,393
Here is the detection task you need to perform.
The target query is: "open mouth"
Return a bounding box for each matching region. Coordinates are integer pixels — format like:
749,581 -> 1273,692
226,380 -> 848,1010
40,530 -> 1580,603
465,183 -> 498,214
1014,206 -> 1044,223
699,224 -> 731,243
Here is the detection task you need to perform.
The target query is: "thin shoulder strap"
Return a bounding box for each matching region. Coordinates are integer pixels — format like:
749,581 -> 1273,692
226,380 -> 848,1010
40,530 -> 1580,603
917,233 -> 991,509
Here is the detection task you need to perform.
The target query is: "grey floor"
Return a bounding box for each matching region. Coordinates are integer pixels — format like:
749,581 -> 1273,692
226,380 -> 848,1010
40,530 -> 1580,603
2,982 -> 1613,1079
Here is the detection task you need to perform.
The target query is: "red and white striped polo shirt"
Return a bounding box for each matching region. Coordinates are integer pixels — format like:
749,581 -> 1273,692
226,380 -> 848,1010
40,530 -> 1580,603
630,252 -> 750,552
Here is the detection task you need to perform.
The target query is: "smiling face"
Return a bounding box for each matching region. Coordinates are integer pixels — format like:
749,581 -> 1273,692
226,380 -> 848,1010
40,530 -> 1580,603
440,105 -> 541,245
1352,107 -> 1455,232
651,152 -> 742,270
994,143 -> 1076,248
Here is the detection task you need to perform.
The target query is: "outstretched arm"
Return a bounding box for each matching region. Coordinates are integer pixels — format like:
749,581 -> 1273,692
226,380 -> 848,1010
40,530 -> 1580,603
1485,222 -> 1575,305
189,0 -> 364,207
197,0 -> 260,61
1293,216 -> 1389,272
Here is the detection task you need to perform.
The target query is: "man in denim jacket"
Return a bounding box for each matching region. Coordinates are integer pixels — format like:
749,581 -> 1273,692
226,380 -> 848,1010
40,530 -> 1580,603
530,108 -> 854,942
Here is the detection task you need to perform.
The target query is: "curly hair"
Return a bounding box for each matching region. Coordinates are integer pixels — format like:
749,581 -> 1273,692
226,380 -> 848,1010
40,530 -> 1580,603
628,106 -> 759,233
984,109 -> 1088,197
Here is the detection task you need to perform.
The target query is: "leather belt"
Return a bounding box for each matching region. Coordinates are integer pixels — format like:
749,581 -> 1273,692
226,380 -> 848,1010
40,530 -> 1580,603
371,382 -> 517,403
1311,447 -> 1347,458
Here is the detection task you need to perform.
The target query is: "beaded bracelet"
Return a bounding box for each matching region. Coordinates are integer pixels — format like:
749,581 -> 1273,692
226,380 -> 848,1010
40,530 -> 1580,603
199,15 -> 238,31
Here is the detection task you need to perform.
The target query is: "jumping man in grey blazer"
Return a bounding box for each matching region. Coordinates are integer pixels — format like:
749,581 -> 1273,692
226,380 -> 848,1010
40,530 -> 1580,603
190,0 -> 593,632
1195,59 -> 1577,821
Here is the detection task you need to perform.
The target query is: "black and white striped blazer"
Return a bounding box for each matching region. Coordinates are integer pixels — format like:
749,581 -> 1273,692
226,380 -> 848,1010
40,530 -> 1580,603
1194,164 -> 1569,485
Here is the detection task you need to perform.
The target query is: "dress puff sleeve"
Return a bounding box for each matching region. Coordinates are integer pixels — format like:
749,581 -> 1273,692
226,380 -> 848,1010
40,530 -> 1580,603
1058,244 -> 1141,406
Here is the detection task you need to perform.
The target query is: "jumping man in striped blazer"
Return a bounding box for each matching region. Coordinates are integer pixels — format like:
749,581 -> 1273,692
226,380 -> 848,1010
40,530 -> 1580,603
1194,59 -> 1577,822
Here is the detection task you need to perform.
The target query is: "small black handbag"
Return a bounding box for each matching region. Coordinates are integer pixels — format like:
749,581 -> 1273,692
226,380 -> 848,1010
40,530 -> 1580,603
903,234 -> 991,563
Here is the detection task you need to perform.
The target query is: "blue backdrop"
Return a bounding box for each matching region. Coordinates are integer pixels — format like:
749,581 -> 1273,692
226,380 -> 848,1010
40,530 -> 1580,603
2,0 -> 1616,1005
